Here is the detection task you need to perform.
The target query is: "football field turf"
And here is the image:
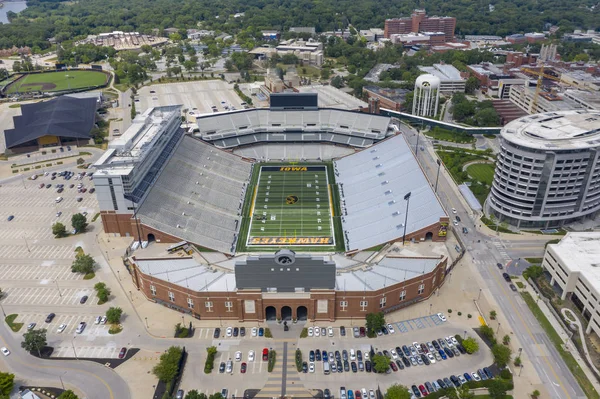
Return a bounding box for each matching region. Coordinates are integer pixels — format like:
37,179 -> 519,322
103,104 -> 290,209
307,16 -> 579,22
247,165 -> 335,246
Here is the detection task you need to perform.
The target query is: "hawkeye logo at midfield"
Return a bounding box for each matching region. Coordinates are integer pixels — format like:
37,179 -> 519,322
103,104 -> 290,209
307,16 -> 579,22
280,167 -> 307,172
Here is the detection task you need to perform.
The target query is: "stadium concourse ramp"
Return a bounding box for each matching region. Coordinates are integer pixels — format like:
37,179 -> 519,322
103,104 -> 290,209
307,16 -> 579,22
137,135 -> 251,254
334,134 -> 446,251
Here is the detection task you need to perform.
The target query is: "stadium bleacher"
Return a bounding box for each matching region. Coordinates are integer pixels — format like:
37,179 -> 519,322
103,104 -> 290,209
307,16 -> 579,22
196,109 -> 393,149
233,143 -> 356,161
137,136 -> 252,254
334,134 -> 446,252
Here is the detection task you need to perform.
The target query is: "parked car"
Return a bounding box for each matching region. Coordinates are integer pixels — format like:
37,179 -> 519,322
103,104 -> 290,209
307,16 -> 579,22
76,322 -> 86,334
263,348 -> 269,361
214,328 -> 220,338
502,272 -> 511,282
497,262 -> 504,269
118,347 -> 127,359
45,313 -> 55,323
1,347 -> 10,356
57,324 -> 67,333
27,323 -> 36,330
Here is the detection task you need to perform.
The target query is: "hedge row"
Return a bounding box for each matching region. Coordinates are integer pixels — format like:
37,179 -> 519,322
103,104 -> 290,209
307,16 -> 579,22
268,350 -> 276,372
423,378 -> 514,399
295,349 -> 303,372
204,346 -> 217,374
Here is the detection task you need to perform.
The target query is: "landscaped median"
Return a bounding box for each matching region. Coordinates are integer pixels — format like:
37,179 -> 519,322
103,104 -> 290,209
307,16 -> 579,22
520,291 -> 599,399
5,314 -> 23,332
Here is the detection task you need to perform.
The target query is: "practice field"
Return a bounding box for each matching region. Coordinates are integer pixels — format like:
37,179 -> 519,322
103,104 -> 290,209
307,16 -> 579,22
247,165 -> 335,247
466,163 -> 495,186
6,70 -> 108,94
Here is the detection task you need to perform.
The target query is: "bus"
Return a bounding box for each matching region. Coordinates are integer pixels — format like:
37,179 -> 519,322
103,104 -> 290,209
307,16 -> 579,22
167,241 -> 188,254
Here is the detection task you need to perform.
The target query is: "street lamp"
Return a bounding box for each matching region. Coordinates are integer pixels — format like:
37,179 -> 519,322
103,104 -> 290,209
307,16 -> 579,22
415,130 -> 421,159
463,330 -> 467,339
429,303 -> 432,315
496,322 -> 501,334
0,303 -> 5,317
519,363 -> 524,377
402,192 -> 412,246
71,337 -> 79,360
117,270 -> 121,281
477,288 -> 482,301
434,159 -> 442,193
145,317 -> 149,328
54,280 -> 62,297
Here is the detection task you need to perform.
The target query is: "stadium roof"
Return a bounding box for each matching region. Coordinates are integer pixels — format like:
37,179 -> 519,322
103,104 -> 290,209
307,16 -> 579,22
4,96 -> 97,148
334,134 -> 446,251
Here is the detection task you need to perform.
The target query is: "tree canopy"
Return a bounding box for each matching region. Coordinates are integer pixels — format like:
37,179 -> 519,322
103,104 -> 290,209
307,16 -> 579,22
71,213 -> 88,233
372,353 -> 390,373
52,222 -> 67,238
153,346 -> 183,382
384,384 -> 411,399
365,312 -> 385,336
491,343 -> 512,368
21,329 -> 47,357
106,307 -> 123,324
71,253 -> 96,275
57,391 -> 80,399
462,337 -> 480,354
0,372 -> 14,397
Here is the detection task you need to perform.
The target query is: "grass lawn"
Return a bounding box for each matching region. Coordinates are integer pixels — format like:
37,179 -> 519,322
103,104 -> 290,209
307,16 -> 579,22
467,163 -> 495,186
424,127 -> 476,144
521,291 -> 599,399
5,314 -> 23,332
7,70 -> 108,93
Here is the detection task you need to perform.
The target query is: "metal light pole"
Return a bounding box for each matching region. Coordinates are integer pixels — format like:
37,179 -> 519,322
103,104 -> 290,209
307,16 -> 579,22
496,322 -> 501,334
463,330 -> 467,339
145,317 -> 149,328
0,303 -> 5,317
55,280 -> 62,297
129,291 -> 133,301
429,303 -> 432,315
117,270 -> 121,281
402,192 -> 412,246
477,289 -> 482,301
415,130 -> 420,159
23,236 -> 31,253
71,337 -> 78,360
59,374 -> 65,390
519,364 -> 524,377
434,159 -> 442,193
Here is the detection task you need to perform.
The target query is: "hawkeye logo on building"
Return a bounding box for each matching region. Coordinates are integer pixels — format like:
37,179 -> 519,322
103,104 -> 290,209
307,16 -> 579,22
279,167 -> 308,172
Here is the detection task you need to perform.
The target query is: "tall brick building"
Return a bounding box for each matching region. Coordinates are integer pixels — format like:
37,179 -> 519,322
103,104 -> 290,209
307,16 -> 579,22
384,9 -> 456,42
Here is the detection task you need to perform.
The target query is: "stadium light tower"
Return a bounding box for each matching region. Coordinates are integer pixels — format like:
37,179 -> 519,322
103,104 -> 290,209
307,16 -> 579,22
402,192 -> 412,246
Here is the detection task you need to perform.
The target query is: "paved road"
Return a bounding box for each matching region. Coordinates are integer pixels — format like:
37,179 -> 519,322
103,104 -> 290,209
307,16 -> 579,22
400,125 -> 586,399
0,320 -> 131,399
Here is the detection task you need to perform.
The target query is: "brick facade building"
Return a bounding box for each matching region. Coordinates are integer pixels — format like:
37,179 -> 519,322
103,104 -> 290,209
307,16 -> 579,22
384,10 -> 456,42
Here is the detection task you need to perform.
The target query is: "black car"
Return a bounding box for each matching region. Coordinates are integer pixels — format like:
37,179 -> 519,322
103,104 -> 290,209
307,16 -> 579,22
80,295 -> 88,304
395,359 -> 404,370
421,354 -> 430,365
324,389 -> 331,399
356,350 -> 362,361
483,367 -> 494,379
240,327 -> 245,336
351,361 -> 357,373
302,361 -> 308,373
383,350 -> 391,359
365,361 -> 372,372
510,283 -> 518,292
401,356 -> 411,367
444,347 -> 454,358
309,350 -> 315,362
45,313 -> 56,323
432,340 -> 440,350
450,375 -> 461,388
233,327 -> 239,337
335,351 -> 341,361
337,360 -> 343,373
457,344 -> 466,354
381,326 -> 388,335
315,349 -> 321,361
411,385 -> 421,398
456,216 -> 461,222
502,272 -> 511,282
343,360 -> 349,372
219,362 -> 226,373
497,262 -> 504,269
340,326 -> 346,336
214,328 -> 221,338
437,379 -> 447,389
401,345 -> 411,357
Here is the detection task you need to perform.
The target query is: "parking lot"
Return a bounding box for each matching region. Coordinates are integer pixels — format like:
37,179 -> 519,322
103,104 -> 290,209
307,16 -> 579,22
136,81 -> 245,122
2,287 -> 97,306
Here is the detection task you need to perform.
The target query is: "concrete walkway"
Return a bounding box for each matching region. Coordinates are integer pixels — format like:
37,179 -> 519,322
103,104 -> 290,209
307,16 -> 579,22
561,308 -> 600,378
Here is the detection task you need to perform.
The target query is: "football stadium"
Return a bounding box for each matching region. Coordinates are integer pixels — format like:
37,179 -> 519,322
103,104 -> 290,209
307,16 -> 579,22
95,93 -> 454,322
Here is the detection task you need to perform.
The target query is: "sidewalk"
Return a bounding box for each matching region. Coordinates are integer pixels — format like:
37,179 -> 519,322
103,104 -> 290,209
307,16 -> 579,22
523,281 -> 600,393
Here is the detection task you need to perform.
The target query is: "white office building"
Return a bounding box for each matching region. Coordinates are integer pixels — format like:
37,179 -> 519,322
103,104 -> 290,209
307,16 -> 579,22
542,232 -> 600,334
418,64 -> 465,93
487,110 -> 600,228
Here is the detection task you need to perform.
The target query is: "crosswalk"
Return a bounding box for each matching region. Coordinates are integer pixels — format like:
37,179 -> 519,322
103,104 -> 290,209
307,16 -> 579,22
51,345 -> 120,359
2,286 -> 97,306
491,240 -> 511,262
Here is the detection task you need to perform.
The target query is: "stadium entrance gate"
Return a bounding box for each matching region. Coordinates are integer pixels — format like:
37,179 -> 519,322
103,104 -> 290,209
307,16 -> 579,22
265,306 -> 276,321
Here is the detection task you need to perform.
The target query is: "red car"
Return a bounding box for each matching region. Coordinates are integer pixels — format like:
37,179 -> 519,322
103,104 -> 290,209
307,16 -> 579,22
389,362 -> 398,372
241,362 -> 247,373
262,348 -> 269,361
359,327 -> 366,337
118,347 -> 127,359
419,385 -> 428,397
354,391 -> 361,399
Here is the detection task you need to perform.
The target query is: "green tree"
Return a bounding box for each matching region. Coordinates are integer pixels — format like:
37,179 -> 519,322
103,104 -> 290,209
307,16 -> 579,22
462,337 -> 480,354
21,328 -> 47,357
491,343 -> 512,368
169,33 -> 183,42
480,324 -> 495,342
57,391 -> 79,399
489,310 -> 497,320
153,346 -> 183,382
531,389 -> 540,398
106,307 -> 123,324
503,334 -> 511,345
185,391 -> 206,399
331,75 -> 344,88
384,384 -> 411,399
95,282 -> 111,303
365,312 -> 385,336
52,222 -> 67,238
573,53 -> 589,62
465,76 -> 480,94
208,394 -> 224,399
523,265 -> 544,280
0,372 -> 14,396
372,353 -> 389,373
487,379 -> 508,399
71,213 -> 88,233
320,68 -> 331,80
456,384 -> 474,399
71,254 -> 95,274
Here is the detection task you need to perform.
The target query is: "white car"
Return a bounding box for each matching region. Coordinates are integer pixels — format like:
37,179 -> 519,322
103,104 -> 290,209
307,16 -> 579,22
364,351 -> 370,361
309,362 -> 315,373
453,220 -> 459,226
472,372 -> 481,381
369,390 -> 376,399
308,327 -> 313,337
349,349 -> 356,361
328,326 -> 334,337
248,350 -> 255,362
386,324 -> 395,334
390,349 -> 399,360
251,327 -> 257,337
451,336 -> 459,346
361,389 -> 368,399
226,327 -> 233,337
57,324 -> 67,333
95,316 -> 102,325
1,347 -> 9,356
314,327 -> 320,337
235,351 -> 242,361
100,316 -> 107,325
427,353 -> 436,364
437,312 -> 447,322
452,208 -> 457,214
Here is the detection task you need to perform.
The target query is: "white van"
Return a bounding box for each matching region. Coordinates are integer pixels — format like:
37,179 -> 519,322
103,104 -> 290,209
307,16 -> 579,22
323,361 -> 330,375
55,197 -> 63,203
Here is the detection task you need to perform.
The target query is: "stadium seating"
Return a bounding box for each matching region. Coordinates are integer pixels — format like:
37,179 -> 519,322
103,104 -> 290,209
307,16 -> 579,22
138,136 -> 252,254
334,134 -> 446,251
195,109 -> 392,148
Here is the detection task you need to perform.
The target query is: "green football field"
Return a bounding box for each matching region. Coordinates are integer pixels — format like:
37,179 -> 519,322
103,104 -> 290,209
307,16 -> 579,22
7,70 -> 108,94
247,165 -> 335,247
